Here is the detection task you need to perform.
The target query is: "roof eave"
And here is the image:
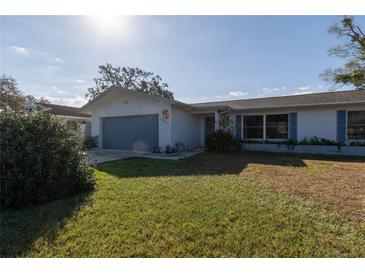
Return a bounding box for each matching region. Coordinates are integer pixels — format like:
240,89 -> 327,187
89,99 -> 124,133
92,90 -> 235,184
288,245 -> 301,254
230,100 -> 365,112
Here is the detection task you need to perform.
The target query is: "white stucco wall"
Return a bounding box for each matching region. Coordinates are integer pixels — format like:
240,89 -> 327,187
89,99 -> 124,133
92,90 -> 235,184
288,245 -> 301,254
171,105 -> 202,148
90,90 -> 171,148
297,109 -> 337,141
87,89 -> 365,150
234,104 -> 365,142
297,105 -> 365,141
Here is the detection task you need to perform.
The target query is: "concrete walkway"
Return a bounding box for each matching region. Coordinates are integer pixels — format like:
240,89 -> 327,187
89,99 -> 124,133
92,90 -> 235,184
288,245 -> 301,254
87,149 -> 140,164
87,149 -> 201,164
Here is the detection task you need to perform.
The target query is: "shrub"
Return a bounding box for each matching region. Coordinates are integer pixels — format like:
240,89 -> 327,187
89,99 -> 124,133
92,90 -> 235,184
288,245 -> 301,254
165,145 -> 172,153
84,135 -> 98,149
205,130 -> 241,152
281,139 -> 298,150
165,145 -> 177,154
174,142 -> 185,152
299,136 -> 338,146
0,111 -> 95,211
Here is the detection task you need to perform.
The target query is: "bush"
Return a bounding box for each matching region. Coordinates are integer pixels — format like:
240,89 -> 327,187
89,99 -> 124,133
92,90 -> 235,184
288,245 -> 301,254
165,145 -> 177,154
299,136 -> 338,146
84,135 -> 98,149
0,111 -> 95,211
205,130 -> 241,152
174,142 -> 185,152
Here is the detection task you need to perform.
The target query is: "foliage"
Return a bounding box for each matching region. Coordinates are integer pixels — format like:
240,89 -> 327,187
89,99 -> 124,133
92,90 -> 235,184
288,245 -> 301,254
84,135 -> 98,149
165,145 -> 178,154
86,63 -> 174,100
0,74 -> 51,113
0,74 -> 26,112
205,130 -> 242,152
298,136 -> 338,146
281,139 -> 298,150
25,95 -> 50,104
241,136 -> 348,147
174,142 -> 186,152
219,115 -> 234,133
66,120 -> 79,130
0,111 -> 95,211
320,16 -> 365,89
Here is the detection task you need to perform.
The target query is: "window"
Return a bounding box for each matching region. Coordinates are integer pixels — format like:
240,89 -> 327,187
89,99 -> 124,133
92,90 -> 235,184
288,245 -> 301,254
347,111 -> 365,140
244,115 -> 263,139
266,114 -> 288,139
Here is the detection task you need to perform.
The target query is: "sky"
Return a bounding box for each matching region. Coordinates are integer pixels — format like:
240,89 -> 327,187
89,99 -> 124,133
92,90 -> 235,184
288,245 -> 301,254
1,15 -> 364,107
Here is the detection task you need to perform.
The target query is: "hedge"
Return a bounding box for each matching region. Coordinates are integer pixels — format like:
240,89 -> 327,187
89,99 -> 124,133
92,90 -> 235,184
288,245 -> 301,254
0,111 -> 95,211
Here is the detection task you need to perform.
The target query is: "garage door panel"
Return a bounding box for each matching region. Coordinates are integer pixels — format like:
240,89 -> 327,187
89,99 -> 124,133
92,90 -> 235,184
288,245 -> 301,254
102,115 -> 158,151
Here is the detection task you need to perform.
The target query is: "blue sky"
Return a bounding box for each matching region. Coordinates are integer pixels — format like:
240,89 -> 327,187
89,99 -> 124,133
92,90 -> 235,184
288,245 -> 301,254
1,16 -> 364,106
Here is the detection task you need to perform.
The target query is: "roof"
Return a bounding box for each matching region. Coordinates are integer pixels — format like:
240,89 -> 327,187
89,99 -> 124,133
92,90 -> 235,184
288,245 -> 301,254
39,103 -> 91,118
190,90 -> 365,110
80,87 -> 365,113
80,86 -> 193,112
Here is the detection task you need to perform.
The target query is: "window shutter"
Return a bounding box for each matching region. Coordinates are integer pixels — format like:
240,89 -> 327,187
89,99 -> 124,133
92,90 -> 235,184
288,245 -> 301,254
235,115 -> 242,140
289,113 -> 297,141
337,110 -> 346,142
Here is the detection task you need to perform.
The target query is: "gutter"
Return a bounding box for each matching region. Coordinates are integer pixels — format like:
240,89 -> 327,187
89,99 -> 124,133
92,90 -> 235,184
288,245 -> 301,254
229,100 -> 365,112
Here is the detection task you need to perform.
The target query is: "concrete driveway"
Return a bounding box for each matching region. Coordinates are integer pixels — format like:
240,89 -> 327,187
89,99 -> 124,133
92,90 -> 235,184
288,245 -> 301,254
87,149 -> 140,164
87,149 -> 202,164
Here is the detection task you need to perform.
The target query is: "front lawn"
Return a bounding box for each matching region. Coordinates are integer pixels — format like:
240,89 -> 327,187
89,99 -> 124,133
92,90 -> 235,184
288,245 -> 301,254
1,152 -> 364,257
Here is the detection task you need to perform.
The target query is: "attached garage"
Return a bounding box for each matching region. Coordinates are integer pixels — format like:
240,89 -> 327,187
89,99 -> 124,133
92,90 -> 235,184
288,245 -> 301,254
102,114 -> 158,151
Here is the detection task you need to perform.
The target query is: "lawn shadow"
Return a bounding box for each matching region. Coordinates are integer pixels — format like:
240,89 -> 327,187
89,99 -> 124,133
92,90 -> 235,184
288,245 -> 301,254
96,150 -> 365,179
96,151 -> 313,178
0,192 -> 92,257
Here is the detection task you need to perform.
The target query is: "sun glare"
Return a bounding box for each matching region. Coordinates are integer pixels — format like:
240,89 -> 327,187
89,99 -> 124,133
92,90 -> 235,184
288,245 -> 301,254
90,15 -> 128,37
96,15 -> 119,29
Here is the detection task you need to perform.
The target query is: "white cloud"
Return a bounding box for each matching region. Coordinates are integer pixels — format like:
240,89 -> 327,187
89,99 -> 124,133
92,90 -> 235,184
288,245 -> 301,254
48,65 -> 61,70
10,46 -> 29,55
50,86 -> 68,95
44,95 -> 88,107
229,91 -> 248,97
53,57 -> 65,64
291,84 -> 326,95
259,86 -> 287,97
72,85 -> 90,90
298,86 -> 311,91
73,79 -> 87,84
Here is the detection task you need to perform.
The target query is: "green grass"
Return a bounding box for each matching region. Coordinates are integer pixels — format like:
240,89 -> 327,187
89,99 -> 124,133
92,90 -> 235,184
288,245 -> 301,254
1,152 -> 364,257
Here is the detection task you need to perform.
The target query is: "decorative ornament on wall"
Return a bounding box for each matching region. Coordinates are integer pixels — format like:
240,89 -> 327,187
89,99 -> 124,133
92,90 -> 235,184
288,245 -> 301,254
161,109 -> 169,124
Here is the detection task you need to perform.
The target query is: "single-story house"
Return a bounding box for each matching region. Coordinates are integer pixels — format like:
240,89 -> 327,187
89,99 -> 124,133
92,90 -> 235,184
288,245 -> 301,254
28,102 -> 92,136
80,86 -> 365,152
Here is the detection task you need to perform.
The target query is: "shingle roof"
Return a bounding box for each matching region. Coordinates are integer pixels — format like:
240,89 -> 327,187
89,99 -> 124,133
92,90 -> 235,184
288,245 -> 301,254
80,86 -> 193,112
190,90 -> 365,110
39,103 -> 91,118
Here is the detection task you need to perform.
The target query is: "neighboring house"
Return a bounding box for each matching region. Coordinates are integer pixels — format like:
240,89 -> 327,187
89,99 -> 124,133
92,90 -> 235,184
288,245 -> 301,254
29,102 -> 92,136
80,86 -> 365,152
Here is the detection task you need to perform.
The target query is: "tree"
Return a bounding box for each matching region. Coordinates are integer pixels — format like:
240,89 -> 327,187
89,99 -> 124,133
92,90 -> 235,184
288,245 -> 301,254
320,16 -> 365,90
0,74 -> 26,112
25,95 -> 50,104
86,63 -> 174,100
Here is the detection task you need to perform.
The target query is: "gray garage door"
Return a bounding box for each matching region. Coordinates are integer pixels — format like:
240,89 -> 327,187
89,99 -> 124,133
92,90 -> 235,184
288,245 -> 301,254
102,115 -> 158,151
